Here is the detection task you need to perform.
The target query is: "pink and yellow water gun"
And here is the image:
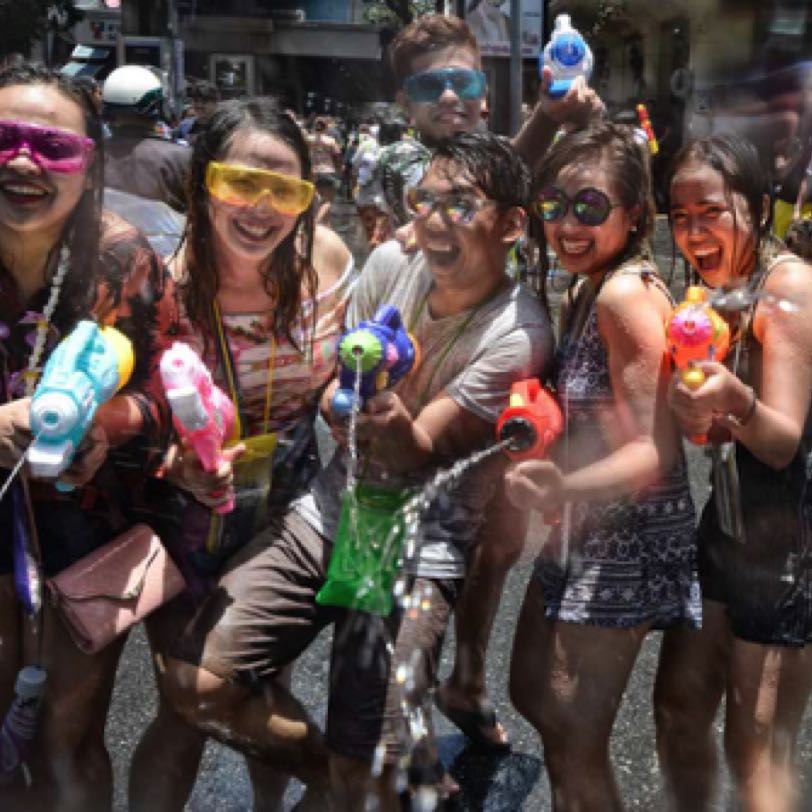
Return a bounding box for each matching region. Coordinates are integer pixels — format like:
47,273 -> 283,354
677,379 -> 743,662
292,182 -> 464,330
665,286 -> 731,444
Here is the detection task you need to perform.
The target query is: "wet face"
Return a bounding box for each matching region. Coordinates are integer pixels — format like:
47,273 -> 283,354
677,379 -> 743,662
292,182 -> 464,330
0,83 -> 91,239
399,46 -> 483,144
412,158 -> 514,291
542,159 -> 635,281
208,127 -> 303,273
669,159 -> 756,288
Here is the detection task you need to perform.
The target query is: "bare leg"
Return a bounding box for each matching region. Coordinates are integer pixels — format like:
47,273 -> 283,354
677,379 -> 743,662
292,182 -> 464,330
511,577 -> 648,812
245,665 -> 294,812
725,640 -> 812,812
771,645 -> 812,809
130,597 -> 207,812
165,657 -> 331,804
437,492 -> 527,749
654,600 -> 731,812
38,601 -> 128,812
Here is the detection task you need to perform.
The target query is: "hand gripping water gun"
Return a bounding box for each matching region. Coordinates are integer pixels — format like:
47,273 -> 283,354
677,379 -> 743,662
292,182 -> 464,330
540,14 -> 593,99
330,305 -> 420,418
636,103 -> 659,155
28,320 -> 134,483
496,378 -> 564,462
496,379 -> 565,525
159,342 -> 238,514
665,286 -> 731,444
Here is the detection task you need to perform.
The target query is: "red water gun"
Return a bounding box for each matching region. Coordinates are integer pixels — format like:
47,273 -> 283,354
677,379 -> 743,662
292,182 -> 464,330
665,286 -> 731,444
496,378 -> 564,461
636,103 -> 659,155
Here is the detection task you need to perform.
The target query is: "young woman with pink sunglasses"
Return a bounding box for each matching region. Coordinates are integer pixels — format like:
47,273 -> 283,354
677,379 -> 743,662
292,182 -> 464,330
0,63 -> 177,810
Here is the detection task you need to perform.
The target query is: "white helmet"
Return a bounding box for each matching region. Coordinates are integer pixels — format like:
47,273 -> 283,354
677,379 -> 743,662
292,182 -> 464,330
103,65 -> 163,117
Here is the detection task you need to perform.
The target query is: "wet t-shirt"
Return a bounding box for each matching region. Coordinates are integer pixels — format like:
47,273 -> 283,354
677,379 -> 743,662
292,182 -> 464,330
295,239 -> 553,578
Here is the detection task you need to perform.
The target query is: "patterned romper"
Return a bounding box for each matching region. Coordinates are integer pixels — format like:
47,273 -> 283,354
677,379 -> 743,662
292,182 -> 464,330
536,266 -> 702,629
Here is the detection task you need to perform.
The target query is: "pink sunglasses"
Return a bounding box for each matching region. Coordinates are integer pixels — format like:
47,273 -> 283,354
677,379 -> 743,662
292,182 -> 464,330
0,119 -> 95,174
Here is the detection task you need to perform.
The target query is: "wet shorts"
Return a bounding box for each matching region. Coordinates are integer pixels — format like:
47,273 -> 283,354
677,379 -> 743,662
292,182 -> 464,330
698,489 -> 812,647
170,507 -> 462,763
171,510 -> 339,682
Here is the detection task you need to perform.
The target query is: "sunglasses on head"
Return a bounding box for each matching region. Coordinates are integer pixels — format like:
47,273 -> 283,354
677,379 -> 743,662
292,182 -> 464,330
206,161 -> 315,215
403,68 -> 486,104
0,119 -> 94,174
534,186 -> 622,227
405,186 -> 495,225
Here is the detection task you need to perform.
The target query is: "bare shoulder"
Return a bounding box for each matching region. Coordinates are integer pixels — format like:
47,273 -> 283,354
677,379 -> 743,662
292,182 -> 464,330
764,253 -> 812,301
312,224 -> 352,290
599,266 -> 672,322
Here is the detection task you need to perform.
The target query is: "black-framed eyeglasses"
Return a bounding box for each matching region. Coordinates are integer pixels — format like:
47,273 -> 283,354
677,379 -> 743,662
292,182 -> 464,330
405,187 -> 497,225
534,186 -> 622,227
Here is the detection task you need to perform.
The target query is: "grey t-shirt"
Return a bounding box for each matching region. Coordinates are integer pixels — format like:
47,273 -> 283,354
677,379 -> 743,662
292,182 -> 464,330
294,239 -> 554,577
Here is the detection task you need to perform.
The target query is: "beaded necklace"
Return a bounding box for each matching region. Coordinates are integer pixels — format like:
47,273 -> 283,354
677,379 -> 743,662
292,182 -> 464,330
22,244 -> 70,396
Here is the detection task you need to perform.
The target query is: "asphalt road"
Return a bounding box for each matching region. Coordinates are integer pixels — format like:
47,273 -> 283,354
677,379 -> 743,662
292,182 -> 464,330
109,204 -> 812,811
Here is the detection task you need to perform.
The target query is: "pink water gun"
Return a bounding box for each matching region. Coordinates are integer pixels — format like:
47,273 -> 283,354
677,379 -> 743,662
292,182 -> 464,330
159,342 -> 237,513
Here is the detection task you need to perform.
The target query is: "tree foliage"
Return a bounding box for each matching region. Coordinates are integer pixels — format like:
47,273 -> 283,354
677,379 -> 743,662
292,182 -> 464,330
0,0 -> 82,58
362,0 -> 436,29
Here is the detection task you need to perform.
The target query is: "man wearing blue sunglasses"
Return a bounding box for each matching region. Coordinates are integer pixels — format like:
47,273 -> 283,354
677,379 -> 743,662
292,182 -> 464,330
375,10 -> 605,763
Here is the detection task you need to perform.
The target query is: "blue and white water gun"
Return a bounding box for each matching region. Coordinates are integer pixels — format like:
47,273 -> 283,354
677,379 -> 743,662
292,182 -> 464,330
540,14 -> 593,99
28,320 -> 134,483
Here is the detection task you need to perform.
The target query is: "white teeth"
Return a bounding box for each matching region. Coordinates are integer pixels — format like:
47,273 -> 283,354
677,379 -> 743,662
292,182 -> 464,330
693,247 -> 718,257
561,240 -> 590,254
236,221 -> 270,238
4,183 -> 45,196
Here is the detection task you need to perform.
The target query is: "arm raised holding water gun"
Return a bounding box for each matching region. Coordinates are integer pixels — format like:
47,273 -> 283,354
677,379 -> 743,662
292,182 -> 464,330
159,341 -> 242,513
27,320 -> 134,487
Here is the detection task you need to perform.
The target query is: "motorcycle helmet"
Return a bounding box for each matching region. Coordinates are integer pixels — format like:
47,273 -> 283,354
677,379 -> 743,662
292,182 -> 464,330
103,65 -> 164,118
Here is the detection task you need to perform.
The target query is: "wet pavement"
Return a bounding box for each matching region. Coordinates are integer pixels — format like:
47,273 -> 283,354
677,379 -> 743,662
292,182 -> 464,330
109,202 -> 812,810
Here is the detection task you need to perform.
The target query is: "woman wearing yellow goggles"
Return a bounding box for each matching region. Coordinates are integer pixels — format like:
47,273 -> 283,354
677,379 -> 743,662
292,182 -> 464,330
206,161 -> 315,216
129,97 -> 355,810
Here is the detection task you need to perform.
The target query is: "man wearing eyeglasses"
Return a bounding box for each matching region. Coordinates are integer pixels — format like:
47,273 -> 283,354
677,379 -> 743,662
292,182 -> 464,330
375,12 -> 604,759
306,131 -> 553,806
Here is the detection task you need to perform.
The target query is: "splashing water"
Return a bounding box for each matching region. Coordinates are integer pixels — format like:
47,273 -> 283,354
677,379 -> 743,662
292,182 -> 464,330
349,437 -> 513,807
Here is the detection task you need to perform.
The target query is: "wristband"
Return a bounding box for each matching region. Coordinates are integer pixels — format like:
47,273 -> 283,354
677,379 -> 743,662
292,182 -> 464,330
728,385 -> 757,428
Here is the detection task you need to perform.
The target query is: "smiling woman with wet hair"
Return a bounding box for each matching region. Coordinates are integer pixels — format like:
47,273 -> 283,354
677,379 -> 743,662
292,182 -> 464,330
655,132 -> 812,812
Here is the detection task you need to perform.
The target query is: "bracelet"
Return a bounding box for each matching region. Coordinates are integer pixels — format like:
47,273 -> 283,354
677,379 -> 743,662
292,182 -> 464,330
728,385 -> 757,428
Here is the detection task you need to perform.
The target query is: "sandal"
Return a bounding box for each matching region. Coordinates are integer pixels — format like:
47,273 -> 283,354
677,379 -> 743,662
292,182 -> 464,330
433,692 -> 511,754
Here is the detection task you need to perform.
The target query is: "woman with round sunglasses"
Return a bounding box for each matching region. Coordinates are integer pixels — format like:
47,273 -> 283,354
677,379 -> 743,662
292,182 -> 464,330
654,134 -> 812,812
505,122 -> 700,811
128,97 -> 354,811
0,63 -> 178,809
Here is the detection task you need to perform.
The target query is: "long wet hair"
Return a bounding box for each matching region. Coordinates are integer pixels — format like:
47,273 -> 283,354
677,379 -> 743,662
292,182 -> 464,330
181,96 -> 316,349
667,133 -> 779,283
0,62 -> 104,329
531,121 -> 655,308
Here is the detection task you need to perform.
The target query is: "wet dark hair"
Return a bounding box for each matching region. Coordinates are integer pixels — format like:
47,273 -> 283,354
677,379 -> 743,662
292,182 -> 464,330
430,131 -> 530,209
667,133 -> 773,279
0,62 -> 104,329
389,14 -> 479,88
181,96 -> 316,349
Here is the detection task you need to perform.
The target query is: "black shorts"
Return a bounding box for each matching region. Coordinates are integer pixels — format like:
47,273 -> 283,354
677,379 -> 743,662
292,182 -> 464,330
698,446 -> 812,647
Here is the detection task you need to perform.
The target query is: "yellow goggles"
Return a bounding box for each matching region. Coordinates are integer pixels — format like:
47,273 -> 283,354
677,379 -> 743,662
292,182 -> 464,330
205,161 -> 315,215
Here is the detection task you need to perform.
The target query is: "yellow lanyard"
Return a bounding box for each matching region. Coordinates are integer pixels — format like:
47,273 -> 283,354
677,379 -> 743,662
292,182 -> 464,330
212,300 -> 277,437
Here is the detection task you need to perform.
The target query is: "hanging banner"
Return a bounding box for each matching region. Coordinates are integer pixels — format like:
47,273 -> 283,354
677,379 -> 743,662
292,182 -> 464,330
466,0 -> 543,58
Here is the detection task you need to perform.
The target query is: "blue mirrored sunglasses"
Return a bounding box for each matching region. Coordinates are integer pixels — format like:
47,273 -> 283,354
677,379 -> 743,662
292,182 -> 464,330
403,68 -> 487,104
